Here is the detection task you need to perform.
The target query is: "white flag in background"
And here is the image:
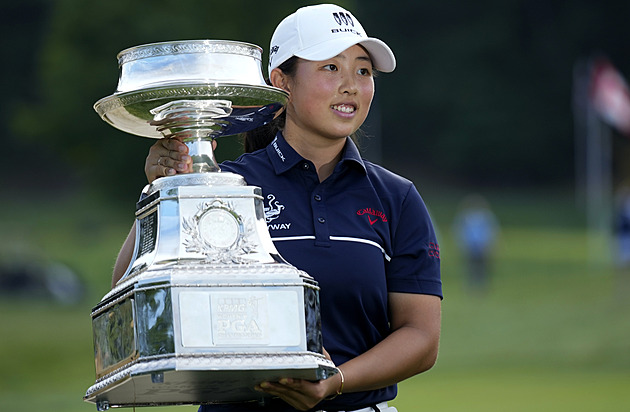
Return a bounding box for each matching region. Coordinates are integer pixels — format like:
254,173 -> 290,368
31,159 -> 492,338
590,58 -> 630,136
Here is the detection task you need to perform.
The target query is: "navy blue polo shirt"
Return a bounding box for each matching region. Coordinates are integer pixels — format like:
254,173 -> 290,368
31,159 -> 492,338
217,132 -> 442,411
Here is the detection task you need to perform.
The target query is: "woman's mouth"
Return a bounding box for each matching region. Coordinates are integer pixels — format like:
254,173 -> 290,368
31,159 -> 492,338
331,104 -> 356,114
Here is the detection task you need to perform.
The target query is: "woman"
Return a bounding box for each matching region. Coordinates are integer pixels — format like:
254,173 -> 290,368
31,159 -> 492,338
114,4 -> 442,412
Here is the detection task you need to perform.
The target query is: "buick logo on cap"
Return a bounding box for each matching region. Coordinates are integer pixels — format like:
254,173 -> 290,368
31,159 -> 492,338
333,12 -> 354,27
330,11 -> 362,37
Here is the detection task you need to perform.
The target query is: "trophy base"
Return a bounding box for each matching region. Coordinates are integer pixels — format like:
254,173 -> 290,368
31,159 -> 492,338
84,263 -> 336,410
84,352 -> 335,410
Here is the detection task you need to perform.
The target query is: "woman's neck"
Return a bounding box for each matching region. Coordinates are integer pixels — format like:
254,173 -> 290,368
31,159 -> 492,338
282,129 -> 346,182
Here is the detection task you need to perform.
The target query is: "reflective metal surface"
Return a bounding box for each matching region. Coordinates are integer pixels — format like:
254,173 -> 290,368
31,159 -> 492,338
85,40 -> 334,410
94,40 -> 288,172
94,85 -> 285,139
115,40 -> 266,93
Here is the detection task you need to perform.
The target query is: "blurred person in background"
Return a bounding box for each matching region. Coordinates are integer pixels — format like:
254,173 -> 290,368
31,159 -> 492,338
452,194 -> 499,292
112,4 -> 442,412
613,185 -> 630,299
613,185 -> 630,269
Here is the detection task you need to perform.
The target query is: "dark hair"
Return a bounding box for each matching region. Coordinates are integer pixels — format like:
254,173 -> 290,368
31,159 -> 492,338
243,57 -> 299,153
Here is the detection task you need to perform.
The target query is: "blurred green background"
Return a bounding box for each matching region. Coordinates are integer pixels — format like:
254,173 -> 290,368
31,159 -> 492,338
2,0 -> 629,411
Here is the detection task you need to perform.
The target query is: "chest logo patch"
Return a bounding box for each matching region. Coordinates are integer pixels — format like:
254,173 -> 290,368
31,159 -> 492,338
264,194 -> 291,230
357,207 -> 388,225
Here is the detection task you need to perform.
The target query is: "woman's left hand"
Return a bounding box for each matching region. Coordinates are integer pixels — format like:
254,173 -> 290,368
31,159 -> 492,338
254,373 -> 341,411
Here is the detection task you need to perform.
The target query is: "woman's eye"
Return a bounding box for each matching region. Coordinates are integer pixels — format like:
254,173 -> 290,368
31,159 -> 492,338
358,68 -> 372,76
323,64 -> 338,71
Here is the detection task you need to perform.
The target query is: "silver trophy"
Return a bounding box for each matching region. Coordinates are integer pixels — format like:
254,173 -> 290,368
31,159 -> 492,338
84,40 -> 336,411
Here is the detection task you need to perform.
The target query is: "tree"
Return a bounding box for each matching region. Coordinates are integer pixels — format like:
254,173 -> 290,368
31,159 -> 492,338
10,0 -> 355,198
358,0 -> 630,186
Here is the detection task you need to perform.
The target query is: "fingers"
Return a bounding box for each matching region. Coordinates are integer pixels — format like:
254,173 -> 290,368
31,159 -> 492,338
157,151 -> 189,173
145,137 -> 192,183
156,156 -> 176,177
255,378 -> 328,411
256,380 -> 308,411
161,137 -> 189,156
160,138 -> 191,169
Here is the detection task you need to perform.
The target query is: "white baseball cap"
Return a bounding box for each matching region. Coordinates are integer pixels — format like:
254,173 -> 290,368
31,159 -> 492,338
268,4 -> 396,75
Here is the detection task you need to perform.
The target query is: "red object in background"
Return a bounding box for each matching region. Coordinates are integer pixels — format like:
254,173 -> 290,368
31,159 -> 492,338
590,58 -> 630,136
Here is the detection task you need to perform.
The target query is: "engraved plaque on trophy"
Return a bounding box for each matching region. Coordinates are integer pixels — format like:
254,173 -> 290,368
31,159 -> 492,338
83,40 -> 336,411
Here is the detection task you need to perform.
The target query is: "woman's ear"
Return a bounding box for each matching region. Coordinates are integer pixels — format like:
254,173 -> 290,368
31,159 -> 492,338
270,68 -> 290,92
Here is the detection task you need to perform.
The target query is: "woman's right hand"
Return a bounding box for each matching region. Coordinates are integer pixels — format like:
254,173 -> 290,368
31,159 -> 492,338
145,137 -> 192,183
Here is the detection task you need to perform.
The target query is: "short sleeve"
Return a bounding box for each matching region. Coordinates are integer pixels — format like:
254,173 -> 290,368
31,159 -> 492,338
385,184 -> 442,298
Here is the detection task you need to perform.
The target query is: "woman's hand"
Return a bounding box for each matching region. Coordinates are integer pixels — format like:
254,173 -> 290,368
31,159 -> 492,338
144,137 -> 192,183
255,348 -> 342,411
254,372 -> 343,411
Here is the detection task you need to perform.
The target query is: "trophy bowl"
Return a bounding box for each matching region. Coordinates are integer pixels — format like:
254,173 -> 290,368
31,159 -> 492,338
94,40 -> 288,172
84,40 -> 336,411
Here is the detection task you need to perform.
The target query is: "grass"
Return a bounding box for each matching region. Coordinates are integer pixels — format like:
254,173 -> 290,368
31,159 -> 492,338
394,368 -> 630,411
1,188 -> 628,411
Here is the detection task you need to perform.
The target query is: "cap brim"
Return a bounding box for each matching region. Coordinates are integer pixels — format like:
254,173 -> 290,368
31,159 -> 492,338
295,37 -> 396,73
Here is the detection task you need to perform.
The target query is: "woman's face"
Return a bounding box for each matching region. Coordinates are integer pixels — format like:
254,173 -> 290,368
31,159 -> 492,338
280,45 -> 375,144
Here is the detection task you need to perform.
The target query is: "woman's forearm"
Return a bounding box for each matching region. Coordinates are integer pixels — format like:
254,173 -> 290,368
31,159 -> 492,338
112,222 -> 136,287
339,293 -> 441,393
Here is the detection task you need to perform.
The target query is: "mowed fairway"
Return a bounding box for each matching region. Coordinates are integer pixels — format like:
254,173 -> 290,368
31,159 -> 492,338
1,192 -> 628,411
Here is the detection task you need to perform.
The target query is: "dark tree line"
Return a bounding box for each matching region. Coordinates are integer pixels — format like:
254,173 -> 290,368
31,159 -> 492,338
4,0 -> 629,199
359,0 -> 630,186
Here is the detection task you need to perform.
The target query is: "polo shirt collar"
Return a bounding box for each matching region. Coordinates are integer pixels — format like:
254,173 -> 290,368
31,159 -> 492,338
341,136 -> 367,174
266,132 -> 304,174
266,132 -> 367,175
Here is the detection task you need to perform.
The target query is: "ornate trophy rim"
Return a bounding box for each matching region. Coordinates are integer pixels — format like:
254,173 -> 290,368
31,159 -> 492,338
117,39 -> 263,66
94,83 -> 288,139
